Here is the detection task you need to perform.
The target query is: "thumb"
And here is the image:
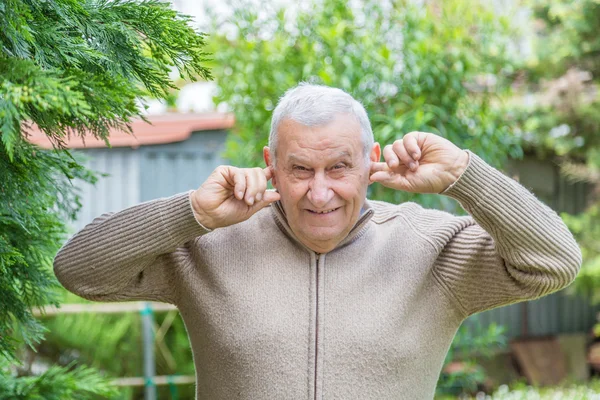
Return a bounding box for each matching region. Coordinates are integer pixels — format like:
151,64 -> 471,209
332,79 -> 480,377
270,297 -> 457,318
370,161 -> 390,173
370,170 -> 414,192
261,190 -> 280,203
369,170 -> 395,185
369,162 -> 394,184
246,190 -> 281,214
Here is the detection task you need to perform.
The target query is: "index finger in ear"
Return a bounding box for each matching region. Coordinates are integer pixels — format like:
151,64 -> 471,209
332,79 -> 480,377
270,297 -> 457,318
263,166 -> 274,180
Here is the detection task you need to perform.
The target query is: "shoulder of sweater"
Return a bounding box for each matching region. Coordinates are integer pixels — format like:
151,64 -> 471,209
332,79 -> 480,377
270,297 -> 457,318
367,199 -> 479,250
367,199 -> 455,224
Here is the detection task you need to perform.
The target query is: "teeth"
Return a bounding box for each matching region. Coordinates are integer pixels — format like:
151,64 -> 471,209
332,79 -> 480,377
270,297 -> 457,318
313,208 -> 336,214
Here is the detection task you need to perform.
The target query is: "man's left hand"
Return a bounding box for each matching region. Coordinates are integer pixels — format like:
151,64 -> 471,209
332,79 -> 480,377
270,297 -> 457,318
370,132 -> 469,194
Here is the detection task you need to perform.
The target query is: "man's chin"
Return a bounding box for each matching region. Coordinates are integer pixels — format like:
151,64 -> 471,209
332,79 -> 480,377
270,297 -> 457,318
297,229 -> 345,252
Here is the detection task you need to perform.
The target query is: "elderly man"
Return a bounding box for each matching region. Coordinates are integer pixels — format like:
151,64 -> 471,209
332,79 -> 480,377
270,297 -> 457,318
54,84 -> 581,399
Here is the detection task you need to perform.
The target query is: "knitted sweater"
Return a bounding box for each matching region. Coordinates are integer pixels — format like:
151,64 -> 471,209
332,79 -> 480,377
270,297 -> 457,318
54,153 -> 581,399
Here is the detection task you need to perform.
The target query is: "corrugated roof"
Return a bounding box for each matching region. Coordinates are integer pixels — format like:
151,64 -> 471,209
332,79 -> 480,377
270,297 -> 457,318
26,113 -> 234,149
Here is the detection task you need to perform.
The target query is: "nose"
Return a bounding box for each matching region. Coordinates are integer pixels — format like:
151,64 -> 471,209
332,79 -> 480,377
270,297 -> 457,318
307,172 -> 334,208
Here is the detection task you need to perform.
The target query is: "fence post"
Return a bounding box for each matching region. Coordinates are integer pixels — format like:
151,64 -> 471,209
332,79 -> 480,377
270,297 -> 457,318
141,302 -> 157,400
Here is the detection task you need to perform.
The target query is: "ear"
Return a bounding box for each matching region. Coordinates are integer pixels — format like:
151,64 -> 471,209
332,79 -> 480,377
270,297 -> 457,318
370,142 -> 381,163
263,146 -> 277,188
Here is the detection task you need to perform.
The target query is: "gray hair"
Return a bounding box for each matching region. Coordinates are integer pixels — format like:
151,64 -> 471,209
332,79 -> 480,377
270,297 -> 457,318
268,83 -> 374,165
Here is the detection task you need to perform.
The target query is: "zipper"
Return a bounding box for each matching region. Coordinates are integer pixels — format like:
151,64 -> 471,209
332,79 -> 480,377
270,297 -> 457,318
314,254 -> 320,400
269,202 -> 372,399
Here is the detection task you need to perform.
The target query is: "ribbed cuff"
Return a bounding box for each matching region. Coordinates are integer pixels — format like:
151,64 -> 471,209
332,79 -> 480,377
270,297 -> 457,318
158,191 -> 211,248
441,151 -> 501,211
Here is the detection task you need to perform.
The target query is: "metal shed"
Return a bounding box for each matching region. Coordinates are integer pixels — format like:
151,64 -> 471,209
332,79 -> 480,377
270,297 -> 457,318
29,113 -> 233,233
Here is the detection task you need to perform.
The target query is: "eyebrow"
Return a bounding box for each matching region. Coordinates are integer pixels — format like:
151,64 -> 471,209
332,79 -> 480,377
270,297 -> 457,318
287,151 -> 352,164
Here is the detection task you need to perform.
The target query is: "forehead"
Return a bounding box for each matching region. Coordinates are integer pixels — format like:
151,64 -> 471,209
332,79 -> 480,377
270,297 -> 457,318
277,115 -> 363,160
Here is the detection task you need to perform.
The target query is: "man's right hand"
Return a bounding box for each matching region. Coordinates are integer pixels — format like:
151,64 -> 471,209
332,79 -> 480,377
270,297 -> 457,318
190,166 -> 281,230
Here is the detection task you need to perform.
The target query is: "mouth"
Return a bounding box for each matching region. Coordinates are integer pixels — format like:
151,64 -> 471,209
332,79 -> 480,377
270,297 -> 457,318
307,207 -> 341,215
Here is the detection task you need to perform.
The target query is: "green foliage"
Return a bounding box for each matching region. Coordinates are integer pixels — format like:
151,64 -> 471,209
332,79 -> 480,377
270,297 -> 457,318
40,298 -> 143,376
437,320 -> 507,397
0,0 -> 210,395
40,292 -> 193,375
0,0 -> 211,160
0,359 -> 118,400
208,0 -> 523,210
528,0 -> 600,79
562,206 -> 600,302
38,300 -> 197,399
518,0 -> 600,299
523,0 -> 600,163
0,145 -> 96,360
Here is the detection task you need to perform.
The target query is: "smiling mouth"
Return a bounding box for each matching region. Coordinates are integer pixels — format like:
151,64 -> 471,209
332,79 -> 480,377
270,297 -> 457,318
307,207 -> 341,214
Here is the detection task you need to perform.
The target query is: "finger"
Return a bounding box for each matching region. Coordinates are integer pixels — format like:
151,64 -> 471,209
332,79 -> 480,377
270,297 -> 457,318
254,168 -> 268,202
383,144 -> 400,168
370,171 -> 413,192
402,132 -> 421,161
245,168 -> 267,204
244,190 -> 281,218
261,189 -> 280,203
232,168 -> 246,200
370,161 -> 391,173
369,170 -> 394,184
370,161 -> 409,178
263,166 -> 274,181
244,169 -> 261,205
393,139 -> 418,171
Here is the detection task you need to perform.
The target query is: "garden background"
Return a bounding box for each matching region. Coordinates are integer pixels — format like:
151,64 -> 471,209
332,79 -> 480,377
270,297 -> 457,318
2,0 -> 600,398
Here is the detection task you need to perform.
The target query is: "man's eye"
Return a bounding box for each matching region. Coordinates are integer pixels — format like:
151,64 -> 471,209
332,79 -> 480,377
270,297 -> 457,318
292,166 -> 312,178
330,164 -> 348,171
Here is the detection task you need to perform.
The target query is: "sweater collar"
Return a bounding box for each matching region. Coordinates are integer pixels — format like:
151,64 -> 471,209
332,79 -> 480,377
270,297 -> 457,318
270,200 -> 374,254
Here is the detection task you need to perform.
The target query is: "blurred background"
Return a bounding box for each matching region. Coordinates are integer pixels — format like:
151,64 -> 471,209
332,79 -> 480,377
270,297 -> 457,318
3,0 -> 600,398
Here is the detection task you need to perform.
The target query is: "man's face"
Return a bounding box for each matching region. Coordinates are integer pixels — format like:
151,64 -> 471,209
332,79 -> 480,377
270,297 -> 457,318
264,115 -> 380,253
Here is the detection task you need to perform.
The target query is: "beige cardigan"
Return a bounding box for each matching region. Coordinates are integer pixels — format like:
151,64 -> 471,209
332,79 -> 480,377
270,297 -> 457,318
54,153 -> 581,399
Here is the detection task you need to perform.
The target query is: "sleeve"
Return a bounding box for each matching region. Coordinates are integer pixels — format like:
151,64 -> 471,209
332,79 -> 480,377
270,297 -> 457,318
53,191 -> 210,305
426,152 -> 582,318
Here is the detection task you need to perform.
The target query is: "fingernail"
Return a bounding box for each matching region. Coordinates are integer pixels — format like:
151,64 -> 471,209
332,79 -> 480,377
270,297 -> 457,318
256,193 -> 262,201
248,197 -> 254,205
409,162 -> 416,170
413,152 -> 420,160
390,160 -> 398,167
237,191 -> 244,198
